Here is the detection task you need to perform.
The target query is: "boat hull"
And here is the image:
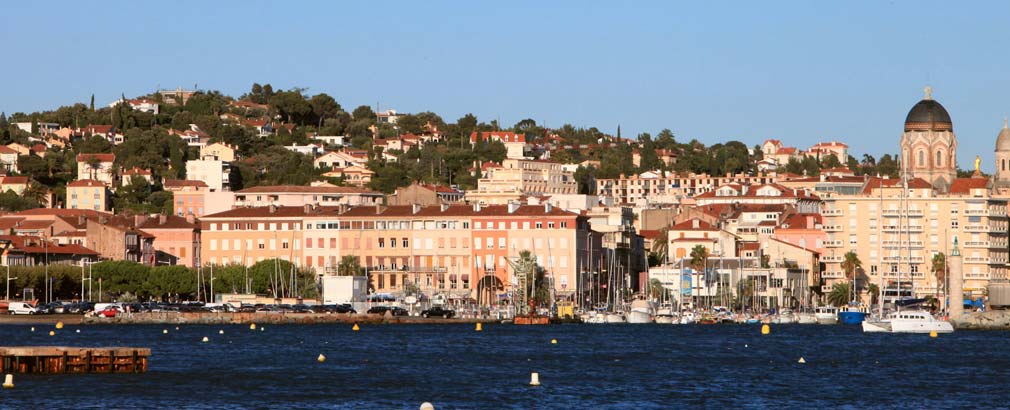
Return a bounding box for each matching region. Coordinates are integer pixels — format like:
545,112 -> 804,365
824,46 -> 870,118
627,310 -> 653,324
605,313 -> 626,323
654,315 -> 675,324
862,318 -> 954,334
514,316 -> 550,325
838,311 -> 866,325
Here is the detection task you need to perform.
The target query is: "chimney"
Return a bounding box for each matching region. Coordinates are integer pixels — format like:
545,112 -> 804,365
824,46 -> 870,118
440,203 -> 450,212
692,219 -> 700,229
544,202 -> 552,213
133,214 -> 147,227
806,215 -> 814,228
185,213 -> 196,225
473,202 -> 482,212
268,204 -> 277,214
338,204 -> 349,214
78,216 -> 86,226
507,201 -> 520,214
304,203 -> 312,214
412,203 -> 422,214
158,214 -> 167,225
376,204 -> 385,215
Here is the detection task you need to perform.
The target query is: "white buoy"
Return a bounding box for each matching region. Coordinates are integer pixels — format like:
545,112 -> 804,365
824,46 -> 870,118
219,330 -> 224,335
798,357 -> 806,364
2,374 -> 13,389
30,327 -> 34,332
202,336 -> 209,343
163,329 -> 168,334
260,327 -> 265,332
529,372 -> 541,386
76,329 -> 81,333
420,402 -> 435,410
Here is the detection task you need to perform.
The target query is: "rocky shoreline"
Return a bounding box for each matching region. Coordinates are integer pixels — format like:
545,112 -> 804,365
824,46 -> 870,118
952,311 -> 1010,330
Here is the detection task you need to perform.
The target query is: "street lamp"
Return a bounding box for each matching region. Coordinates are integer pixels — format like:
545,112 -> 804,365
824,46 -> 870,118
5,265 -> 17,301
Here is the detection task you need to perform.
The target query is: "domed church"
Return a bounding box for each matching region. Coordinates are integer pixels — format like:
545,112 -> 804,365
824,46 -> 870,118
900,86 -> 957,192
995,118 -> 1010,189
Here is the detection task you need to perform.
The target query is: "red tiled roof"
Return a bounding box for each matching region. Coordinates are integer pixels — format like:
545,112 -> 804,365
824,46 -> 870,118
777,147 -> 798,154
781,213 -> 822,229
0,217 -> 24,230
68,179 -> 106,188
949,177 -> 989,194
15,220 -> 53,230
236,185 -> 378,194
470,131 -> 526,143
0,146 -> 18,154
861,177 -> 933,194
137,215 -> 199,230
164,179 -> 208,189
203,204 -> 580,219
123,167 -> 152,175
0,235 -> 98,255
670,219 -> 718,231
77,153 -> 115,162
0,176 -> 28,185
15,209 -> 109,217
31,144 -> 46,152
83,125 -> 113,134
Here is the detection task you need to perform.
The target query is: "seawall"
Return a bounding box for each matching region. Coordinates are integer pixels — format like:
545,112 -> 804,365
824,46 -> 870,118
952,310 -> 1010,330
81,312 -> 484,325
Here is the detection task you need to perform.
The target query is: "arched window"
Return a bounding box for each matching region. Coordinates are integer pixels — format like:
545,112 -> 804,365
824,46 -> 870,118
918,150 -> 925,167
1003,158 -> 1006,171
936,150 -> 943,167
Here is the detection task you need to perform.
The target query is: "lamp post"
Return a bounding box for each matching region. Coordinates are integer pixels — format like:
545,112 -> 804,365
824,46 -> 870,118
5,265 -> 16,301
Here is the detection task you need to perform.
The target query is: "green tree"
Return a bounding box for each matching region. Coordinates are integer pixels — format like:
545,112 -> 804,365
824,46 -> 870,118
690,245 -> 708,273
509,250 -> 550,313
827,282 -> 850,307
842,251 -> 861,302
352,105 -> 376,121
931,253 -> 948,300
336,255 -> 363,276
309,93 -> 341,127
650,228 -> 669,264
270,89 -> 312,124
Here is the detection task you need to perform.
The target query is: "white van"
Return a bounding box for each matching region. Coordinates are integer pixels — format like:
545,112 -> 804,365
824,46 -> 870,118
8,302 -> 38,315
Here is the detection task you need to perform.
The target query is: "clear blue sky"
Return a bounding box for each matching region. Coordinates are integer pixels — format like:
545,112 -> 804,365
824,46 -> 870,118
2,1 -> 1008,171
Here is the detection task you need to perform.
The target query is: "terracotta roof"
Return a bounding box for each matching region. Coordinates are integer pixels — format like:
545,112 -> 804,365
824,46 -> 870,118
0,217 -> 24,230
77,153 -> 115,162
781,213 -> 822,229
83,125 -> 113,134
421,184 -> 460,194
949,177 -> 989,194
0,176 -> 29,185
0,235 -> 98,255
778,147 -> 798,154
15,209 -> 109,217
639,229 -> 662,240
0,146 -> 18,154
763,139 -> 782,146
137,215 -> 199,230
470,131 -> 526,143
236,185 -> 378,194
203,204 -> 580,219
670,219 -> 718,231
861,177 -> 933,194
15,220 -> 53,230
123,167 -> 152,175
30,144 -> 46,152
68,179 -> 106,188
164,179 -> 208,189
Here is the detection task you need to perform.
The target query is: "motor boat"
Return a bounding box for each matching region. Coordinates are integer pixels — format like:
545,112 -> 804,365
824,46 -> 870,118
605,312 -> 627,323
772,309 -> 797,324
679,311 -> 696,324
838,303 -> 868,325
654,304 -> 676,324
627,299 -> 655,324
797,312 -> 817,324
861,310 -> 954,334
814,306 -> 838,325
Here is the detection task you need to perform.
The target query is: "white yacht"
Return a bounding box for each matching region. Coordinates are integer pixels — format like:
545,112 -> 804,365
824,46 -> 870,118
605,312 -> 627,323
627,299 -> 655,324
861,310 -> 954,334
814,306 -> 838,325
654,304 -> 677,324
797,312 -> 817,324
679,311 -> 696,324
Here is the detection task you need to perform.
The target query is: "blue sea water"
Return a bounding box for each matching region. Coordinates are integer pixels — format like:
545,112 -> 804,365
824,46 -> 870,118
0,323 -> 1007,409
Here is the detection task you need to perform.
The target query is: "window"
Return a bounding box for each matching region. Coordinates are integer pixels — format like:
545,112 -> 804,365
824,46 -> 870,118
548,222 -> 555,229
378,238 -> 385,248
282,241 -> 289,249
402,238 -> 408,248
560,222 -> 567,228
917,150 -> 925,167
891,264 -> 899,273
536,222 -> 543,229
952,220 -> 959,229
258,242 -> 265,249
935,150 -> 942,167
391,238 -> 397,248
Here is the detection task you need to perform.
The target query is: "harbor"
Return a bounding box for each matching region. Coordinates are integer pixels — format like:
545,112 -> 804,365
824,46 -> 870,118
0,346 -> 149,374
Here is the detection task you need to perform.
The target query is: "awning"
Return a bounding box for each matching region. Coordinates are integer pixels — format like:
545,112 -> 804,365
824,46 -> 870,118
461,275 -> 470,282
449,274 -> 457,281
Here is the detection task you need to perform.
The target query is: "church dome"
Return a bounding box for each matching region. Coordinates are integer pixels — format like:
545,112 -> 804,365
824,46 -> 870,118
904,87 -> 952,131
997,119 -> 1010,152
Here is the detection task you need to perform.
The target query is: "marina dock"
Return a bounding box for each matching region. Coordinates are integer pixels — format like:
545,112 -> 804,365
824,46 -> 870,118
0,347 -> 149,374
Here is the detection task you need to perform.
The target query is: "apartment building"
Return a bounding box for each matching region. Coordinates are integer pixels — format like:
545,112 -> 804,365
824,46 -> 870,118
819,176 -> 1005,299
466,159 -> 577,205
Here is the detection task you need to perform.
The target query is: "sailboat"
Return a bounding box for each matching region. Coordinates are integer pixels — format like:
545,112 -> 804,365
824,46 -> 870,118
861,166 -> 954,334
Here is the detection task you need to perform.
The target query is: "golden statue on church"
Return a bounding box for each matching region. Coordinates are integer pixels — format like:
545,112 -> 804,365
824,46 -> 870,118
975,155 -> 982,175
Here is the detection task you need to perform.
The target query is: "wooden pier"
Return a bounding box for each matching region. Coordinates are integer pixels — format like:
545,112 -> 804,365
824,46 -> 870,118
0,347 -> 149,374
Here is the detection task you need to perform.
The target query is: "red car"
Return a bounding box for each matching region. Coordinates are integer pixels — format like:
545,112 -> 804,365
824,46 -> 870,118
99,306 -> 121,317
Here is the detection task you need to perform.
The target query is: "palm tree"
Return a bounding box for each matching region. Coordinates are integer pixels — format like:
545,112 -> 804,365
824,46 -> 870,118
20,181 -> 48,206
867,283 -> 880,306
841,251 -> 861,303
689,245 -> 708,273
931,253 -> 947,300
508,250 -> 548,314
336,255 -> 362,276
648,278 -> 666,301
650,228 -> 669,264
827,282 -> 850,307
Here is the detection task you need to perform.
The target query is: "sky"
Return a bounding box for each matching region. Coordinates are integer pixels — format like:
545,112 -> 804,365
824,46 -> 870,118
2,1 -> 1009,171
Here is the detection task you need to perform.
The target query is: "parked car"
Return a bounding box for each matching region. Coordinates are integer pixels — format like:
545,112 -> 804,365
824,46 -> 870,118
8,302 -> 38,315
367,306 -> 407,316
421,306 -> 455,318
99,306 -> 121,317
334,304 -> 357,314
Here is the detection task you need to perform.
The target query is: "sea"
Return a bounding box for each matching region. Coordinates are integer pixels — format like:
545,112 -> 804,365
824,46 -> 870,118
0,323 -> 1007,409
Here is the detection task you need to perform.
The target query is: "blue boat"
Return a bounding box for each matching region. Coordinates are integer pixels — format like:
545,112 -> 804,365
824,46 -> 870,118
838,304 -> 867,325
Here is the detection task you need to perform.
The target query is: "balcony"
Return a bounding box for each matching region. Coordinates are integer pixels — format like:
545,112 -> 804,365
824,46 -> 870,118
882,240 -> 924,248
965,257 -> 990,264
964,225 -> 990,233
965,209 -> 989,216
821,271 -> 845,279
821,255 -> 844,263
965,272 -> 991,280
883,225 -> 923,233
882,209 -> 924,217
822,209 -> 843,216
822,225 -> 843,232
964,241 -> 991,248
824,240 -> 844,248
882,256 -> 924,263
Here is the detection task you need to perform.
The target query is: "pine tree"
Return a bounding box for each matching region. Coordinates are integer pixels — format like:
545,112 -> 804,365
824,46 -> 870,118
90,94 -> 95,111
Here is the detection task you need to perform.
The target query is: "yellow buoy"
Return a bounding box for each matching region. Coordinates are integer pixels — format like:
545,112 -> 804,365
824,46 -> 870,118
798,357 -> 806,364
761,324 -> 770,335
250,323 -> 257,330
419,402 -> 435,410
55,321 -> 64,329
475,322 -> 482,332
49,330 -> 55,336
529,372 -> 541,386
202,336 -> 209,343
352,323 -> 360,331
550,339 -> 558,345
929,330 -> 938,338
317,354 -> 326,363
2,374 -> 13,389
